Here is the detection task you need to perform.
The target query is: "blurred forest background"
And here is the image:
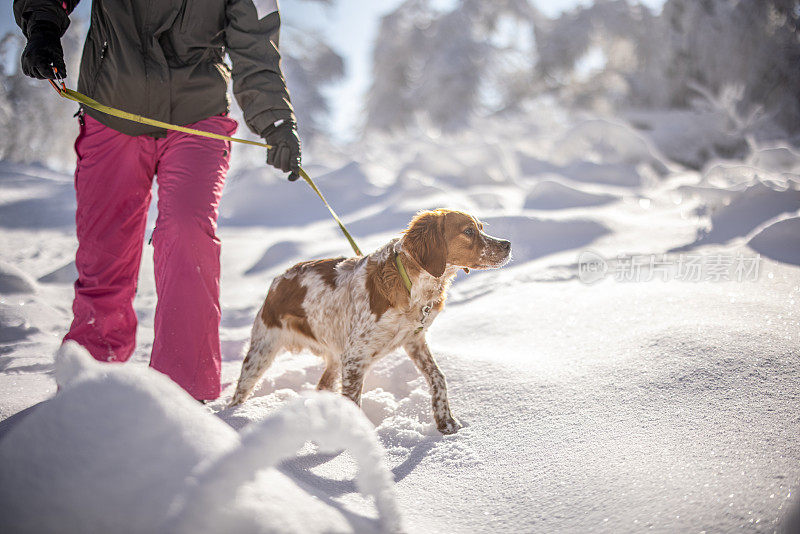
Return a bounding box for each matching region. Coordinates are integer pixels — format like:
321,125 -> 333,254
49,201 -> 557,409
1,0 -> 798,170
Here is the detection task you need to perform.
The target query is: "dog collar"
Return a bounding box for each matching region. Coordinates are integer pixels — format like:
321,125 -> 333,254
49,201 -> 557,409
395,252 -> 413,294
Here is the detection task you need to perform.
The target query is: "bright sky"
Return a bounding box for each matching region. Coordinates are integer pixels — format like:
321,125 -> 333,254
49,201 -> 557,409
3,0 -> 666,140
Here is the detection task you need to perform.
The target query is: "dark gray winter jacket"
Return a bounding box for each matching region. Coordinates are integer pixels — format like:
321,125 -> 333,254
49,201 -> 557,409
13,0 -> 295,137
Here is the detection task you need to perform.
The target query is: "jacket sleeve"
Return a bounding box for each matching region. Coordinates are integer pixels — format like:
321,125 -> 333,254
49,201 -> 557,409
14,0 -> 79,38
225,0 -> 296,138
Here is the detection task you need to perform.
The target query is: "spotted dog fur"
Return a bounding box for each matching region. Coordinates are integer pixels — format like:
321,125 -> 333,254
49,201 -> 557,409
230,209 -> 511,434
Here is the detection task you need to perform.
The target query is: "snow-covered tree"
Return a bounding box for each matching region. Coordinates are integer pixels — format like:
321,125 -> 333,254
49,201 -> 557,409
364,0 -> 435,133
532,0 -> 663,105
650,0 -> 800,133
365,0 -> 540,133
281,30 -> 345,142
531,0 -> 800,135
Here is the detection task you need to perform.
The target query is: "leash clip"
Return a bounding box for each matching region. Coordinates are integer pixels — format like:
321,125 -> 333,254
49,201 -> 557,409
414,304 -> 433,335
421,304 -> 433,323
48,66 -> 67,95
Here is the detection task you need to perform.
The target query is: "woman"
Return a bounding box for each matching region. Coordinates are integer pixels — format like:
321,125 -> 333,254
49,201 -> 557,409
13,0 -> 301,401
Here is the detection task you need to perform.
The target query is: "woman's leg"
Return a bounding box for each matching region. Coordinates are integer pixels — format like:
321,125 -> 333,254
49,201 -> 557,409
149,115 -> 237,400
64,115 -> 157,362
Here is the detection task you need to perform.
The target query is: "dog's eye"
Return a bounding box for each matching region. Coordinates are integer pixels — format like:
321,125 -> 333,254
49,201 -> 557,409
464,228 -> 475,237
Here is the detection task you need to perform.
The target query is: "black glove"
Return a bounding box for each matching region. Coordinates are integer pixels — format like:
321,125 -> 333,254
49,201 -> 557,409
263,120 -> 301,181
21,21 -> 66,80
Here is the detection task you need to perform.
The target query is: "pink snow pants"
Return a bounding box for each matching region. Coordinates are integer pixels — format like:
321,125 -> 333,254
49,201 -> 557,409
64,113 -> 238,400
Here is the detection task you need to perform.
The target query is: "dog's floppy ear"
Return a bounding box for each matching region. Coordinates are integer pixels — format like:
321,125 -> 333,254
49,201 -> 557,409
403,210 -> 447,278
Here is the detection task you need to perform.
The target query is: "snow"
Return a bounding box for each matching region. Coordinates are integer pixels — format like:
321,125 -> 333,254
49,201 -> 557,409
0,342 -> 399,534
683,181 -> 800,248
176,388 -> 401,534
1,102 -> 799,532
523,180 -> 618,210
0,261 -> 36,294
748,217 -> 800,267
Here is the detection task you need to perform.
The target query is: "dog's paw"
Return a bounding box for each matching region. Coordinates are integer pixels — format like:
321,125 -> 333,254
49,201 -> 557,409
437,416 -> 462,435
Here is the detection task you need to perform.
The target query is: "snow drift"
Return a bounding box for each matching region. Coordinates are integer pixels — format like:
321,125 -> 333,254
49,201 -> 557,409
747,216 -> 800,266
0,342 -> 401,534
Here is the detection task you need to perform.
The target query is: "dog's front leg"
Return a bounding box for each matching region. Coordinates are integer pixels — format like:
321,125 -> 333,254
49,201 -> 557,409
340,347 -> 369,406
403,335 -> 461,434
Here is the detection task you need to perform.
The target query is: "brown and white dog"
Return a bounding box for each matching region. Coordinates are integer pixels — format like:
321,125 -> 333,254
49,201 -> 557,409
230,209 -> 511,434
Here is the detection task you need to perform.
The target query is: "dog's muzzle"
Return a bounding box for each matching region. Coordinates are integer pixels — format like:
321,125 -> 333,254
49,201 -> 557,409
481,235 -> 512,268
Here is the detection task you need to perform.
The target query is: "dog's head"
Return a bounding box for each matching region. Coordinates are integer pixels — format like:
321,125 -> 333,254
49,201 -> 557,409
402,209 -> 511,278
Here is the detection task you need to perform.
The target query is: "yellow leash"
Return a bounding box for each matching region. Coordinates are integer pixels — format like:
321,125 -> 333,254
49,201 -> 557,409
48,77 -> 363,256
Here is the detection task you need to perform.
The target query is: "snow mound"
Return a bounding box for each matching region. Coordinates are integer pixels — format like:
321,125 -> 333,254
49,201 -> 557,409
177,392 -> 402,534
513,118 -> 674,187
345,204 -> 420,236
483,215 -> 609,263
517,155 -> 649,187
0,342 -> 401,534
0,303 -> 39,343
0,342 -> 237,533
688,182 -> 800,247
523,180 -> 617,210
38,261 -> 78,284
222,163 -> 382,227
244,240 -> 303,275
625,109 -> 749,169
0,261 -> 36,294
701,163 -> 789,190
750,146 -> 800,173
404,144 -> 518,187
747,216 -> 800,266
563,161 -> 653,187
312,161 -> 387,210
551,119 -> 669,172
0,165 -> 77,229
